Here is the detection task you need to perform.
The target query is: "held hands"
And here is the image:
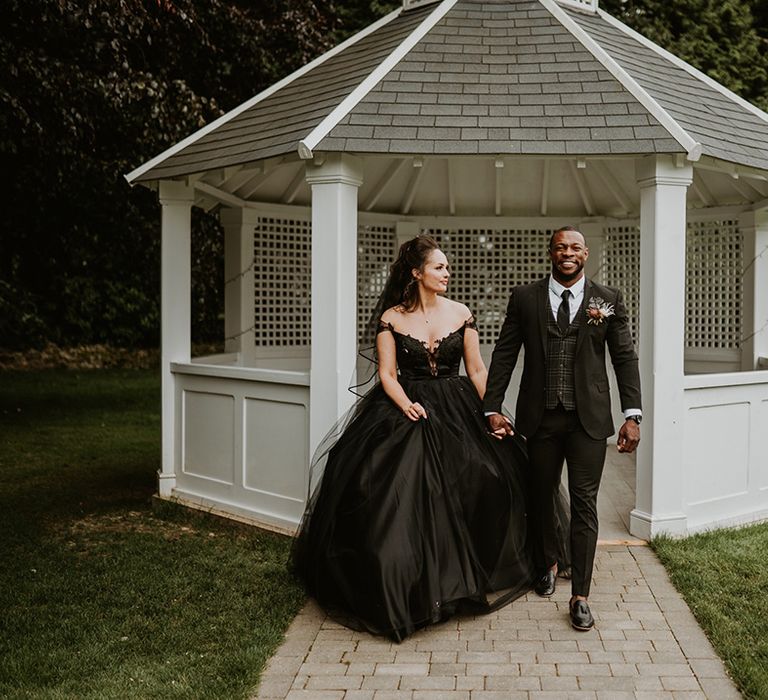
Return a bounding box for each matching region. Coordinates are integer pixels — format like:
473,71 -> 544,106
403,401 -> 428,421
487,413 -> 514,440
617,419 -> 640,453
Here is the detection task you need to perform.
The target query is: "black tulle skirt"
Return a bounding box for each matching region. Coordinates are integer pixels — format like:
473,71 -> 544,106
290,375 -> 566,642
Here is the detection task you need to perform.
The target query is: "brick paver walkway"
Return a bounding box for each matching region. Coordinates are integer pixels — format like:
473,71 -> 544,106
254,545 -> 740,699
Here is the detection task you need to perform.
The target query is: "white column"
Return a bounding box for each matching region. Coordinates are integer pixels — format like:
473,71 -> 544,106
739,208 -> 768,370
220,207 -> 258,365
630,156 -> 692,539
306,154 -> 363,456
158,181 -> 194,497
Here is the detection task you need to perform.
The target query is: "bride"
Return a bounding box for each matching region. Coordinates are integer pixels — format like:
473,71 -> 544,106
291,235 -> 566,641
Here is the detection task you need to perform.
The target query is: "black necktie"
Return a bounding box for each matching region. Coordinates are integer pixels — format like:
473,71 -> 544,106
557,289 -> 571,333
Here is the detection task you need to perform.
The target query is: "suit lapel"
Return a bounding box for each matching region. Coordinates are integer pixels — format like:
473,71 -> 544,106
575,278 -> 592,356
538,277 -> 550,356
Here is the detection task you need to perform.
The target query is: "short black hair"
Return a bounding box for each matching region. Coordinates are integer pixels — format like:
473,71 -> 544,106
548,225 -> 582,251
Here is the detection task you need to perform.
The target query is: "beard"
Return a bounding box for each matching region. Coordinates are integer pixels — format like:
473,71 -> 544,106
551,260 -> 584,283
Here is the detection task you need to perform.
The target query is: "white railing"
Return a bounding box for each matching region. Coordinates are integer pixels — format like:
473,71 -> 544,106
169,362 -> 310,533
682,371 -> 768,531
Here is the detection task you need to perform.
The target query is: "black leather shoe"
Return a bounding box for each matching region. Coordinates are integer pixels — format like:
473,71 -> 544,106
569,599 -> 595,631
534,569 -> 556,597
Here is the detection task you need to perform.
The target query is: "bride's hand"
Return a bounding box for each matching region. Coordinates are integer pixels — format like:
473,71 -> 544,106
487,413 -> 514,439
403,402 -> 427,421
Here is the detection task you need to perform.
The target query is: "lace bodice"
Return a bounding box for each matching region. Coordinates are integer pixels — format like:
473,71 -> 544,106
378,317 -> 477,379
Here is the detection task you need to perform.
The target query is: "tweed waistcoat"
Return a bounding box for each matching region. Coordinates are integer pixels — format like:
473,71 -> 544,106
544,304 -> 580,410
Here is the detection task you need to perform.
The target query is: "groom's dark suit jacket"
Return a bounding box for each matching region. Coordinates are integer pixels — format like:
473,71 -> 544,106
483,276 -> 641,440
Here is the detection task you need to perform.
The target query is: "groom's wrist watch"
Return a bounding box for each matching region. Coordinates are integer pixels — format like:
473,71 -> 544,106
627,415 -> 642,425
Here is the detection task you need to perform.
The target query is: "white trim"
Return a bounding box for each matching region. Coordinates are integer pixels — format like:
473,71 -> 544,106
683,370 -> 768,390
298,0 -> 459,159
597,8 -> 768,127
124,8 -> 402,184
556,0 -> 597,13
538,0 -> 702,162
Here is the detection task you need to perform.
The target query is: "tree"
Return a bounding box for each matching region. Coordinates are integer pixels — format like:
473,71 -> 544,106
601,0 -> 768,110
0,0 -> 338,349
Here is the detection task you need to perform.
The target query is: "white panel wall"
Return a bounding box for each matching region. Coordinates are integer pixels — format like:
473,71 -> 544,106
172,364 -> 310,532
683,373 -> 768,531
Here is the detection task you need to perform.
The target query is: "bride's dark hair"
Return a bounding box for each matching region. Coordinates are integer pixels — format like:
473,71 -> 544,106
378,235 -> 441,313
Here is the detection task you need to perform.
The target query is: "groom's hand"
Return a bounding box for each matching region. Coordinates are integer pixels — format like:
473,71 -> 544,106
487,413 -> 514,440
617,420 -> 640,453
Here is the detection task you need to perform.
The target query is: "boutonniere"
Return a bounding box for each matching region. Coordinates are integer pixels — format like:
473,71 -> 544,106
586,296 -> 615,325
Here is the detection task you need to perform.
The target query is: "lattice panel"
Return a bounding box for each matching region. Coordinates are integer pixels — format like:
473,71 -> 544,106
358,225 -> 396,343
422,227 -> 553,344
602,225 -> 640,344
253,217 -> 312,347
686,219 -> 742,350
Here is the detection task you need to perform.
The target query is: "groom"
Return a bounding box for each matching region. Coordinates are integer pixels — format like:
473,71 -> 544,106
483,226 -> 641,631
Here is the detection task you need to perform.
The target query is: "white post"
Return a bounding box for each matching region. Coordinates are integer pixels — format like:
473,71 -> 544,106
630,155 -> 692,539
739,208 -> 768,370
306,154 -> 363,456
220,207 -> 258,365
158,181 -> 194,497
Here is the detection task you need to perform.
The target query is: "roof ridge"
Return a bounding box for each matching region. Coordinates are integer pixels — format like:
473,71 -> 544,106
297,0 -> 460,160
597,7 -> 768,127
125,7 -> 403,184
538,0 -> 702,161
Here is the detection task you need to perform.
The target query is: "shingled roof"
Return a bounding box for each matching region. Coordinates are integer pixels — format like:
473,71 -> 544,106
127,0 -> 768,183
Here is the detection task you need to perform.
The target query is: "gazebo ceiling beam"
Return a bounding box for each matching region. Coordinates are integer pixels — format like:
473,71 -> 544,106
401,157 -> 427,215
691,172 -> 715,207
282,168 -> 306,204
447,159 -> 456,216
569,160 -> 595,216
729,177 -> 758,202
195,181 -> 247,209
221,168 -> 259,194
743,179 -> 768,199
540,160 -> 550,216
592,161 -> 631,215
363,158 -> 407,211
695,157 -> 768,182
238,171 -> 271,199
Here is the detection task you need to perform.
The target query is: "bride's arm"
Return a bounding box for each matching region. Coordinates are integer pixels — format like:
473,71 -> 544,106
377,331 -> 427,421
463,326 -> 488,399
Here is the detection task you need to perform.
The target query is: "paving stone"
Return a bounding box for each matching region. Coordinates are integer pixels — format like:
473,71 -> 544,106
285,692 -> 344,700
455,676 -> 485,691
636,663 -> 695,677
374,664 -> 429,676
305,676 -> 364,690
361,676 -> 400,691
697,676 -> 743,699
539,675 -> 579,690
398,676 -> 457,691
661,675 -> 703,691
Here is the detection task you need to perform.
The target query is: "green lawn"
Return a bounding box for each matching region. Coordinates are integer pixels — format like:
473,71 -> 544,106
0,370 -> 305,699
653,523 -> 768,700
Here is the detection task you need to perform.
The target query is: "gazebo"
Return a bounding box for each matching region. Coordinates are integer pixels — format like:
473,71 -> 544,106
127,0 -> 768,539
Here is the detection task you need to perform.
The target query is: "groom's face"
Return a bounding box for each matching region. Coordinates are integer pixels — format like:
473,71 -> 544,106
549,230 -> 588,284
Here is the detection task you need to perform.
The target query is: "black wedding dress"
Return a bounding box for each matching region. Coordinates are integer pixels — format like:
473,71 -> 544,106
291,317 -> 566,642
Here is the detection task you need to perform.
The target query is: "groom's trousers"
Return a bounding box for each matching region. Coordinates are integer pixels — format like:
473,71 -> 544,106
527,404 -> 607,597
